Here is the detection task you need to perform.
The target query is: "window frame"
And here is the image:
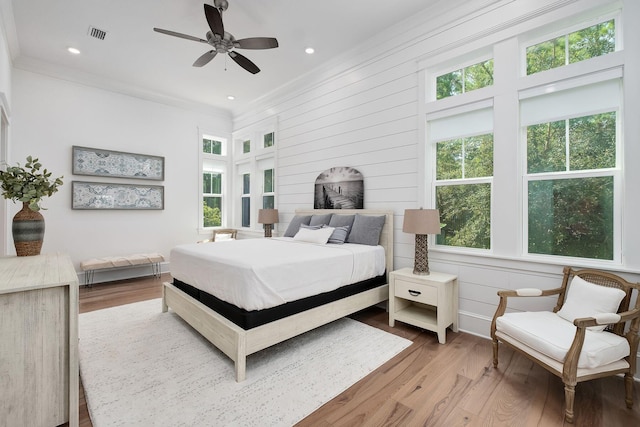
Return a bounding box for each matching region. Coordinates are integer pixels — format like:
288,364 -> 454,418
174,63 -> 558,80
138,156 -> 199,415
199,132 -> 230,232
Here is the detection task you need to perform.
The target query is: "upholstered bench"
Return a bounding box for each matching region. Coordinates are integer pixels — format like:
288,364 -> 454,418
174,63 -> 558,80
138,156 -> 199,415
80,253 -> 164,286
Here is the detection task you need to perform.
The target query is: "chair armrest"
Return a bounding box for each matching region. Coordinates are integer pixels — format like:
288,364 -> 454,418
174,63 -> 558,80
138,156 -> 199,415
574,306 -> 640,328
497,287 -> 563,298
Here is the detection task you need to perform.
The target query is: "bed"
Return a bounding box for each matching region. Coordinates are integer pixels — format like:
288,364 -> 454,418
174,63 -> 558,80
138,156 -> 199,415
162,208 -> 394,381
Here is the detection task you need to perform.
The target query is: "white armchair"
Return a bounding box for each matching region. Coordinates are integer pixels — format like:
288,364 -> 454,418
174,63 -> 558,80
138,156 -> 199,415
491,266 -> 640,423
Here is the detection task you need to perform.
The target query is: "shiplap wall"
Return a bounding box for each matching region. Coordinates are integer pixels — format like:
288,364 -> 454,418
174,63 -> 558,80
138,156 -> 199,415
234,0 -> 640,342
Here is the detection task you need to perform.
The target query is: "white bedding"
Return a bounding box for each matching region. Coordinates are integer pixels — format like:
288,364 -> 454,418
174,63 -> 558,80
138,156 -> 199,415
170,237 -> 386,311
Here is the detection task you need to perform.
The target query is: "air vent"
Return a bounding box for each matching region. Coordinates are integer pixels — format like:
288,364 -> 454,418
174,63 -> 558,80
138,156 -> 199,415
88,26 -> 107,40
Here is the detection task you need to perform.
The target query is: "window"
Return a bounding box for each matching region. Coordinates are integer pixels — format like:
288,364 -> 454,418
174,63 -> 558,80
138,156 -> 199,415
263,169 -> 274,209
263,131 -> 274,148
243,140 -> 251,154
241,173 -> 250,227
522,77 -> 620,260
429,106 -> 493,249
203,137 -> 223,155
203,171 -> 222,227
436,59 -> 494,100
526,19 -> 615,75
200,134 -> 228,229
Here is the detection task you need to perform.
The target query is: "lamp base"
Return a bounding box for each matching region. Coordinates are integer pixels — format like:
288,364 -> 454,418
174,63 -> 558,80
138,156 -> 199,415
413,234 -> 431,275
263,224 -> 273,238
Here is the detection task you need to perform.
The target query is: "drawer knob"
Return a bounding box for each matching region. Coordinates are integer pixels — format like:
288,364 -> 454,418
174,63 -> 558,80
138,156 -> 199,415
408,289 -> 421,297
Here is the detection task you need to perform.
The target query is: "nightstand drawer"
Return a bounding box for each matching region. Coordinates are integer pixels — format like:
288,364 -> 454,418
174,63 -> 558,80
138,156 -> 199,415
395,279 -> 437,305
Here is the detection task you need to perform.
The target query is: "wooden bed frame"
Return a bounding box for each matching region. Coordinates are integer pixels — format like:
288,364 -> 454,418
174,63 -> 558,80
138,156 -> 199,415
162,208 -> 394,382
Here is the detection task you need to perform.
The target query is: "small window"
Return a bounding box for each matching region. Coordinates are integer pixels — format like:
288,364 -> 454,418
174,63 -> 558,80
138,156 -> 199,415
526,19 -> 615,75
243,140 -> 251,154
263,132 -> 274,148
436,59 -> 494,100
203,138 -> 223,155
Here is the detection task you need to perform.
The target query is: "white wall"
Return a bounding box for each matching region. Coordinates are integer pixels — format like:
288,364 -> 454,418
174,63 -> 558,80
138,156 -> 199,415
10,69 -> 232,281
235,0 -> 640,340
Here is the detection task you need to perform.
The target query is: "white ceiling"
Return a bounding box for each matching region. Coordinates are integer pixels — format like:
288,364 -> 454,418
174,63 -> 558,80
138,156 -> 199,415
4,0 -> 437,116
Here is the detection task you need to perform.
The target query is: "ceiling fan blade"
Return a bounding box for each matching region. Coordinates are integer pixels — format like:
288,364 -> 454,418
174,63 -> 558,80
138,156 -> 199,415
204,4 -> 224,38
234,37 -> 279,50
229,51 -> 260,74
153,28 -> 208,44
193,50 -> 217,67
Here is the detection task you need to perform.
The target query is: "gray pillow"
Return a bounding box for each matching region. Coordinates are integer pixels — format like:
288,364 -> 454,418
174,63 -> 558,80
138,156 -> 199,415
309,213 -> 333,226
328,214 -> 355,229
300,224 -> 323,230
346,214 -> 385,246
284,215 -> 312,237
326,225 -> 350,244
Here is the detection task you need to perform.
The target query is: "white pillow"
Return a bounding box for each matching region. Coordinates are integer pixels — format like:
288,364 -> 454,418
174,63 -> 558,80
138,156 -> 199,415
293,226 -> 335,244
557,275 -> 626,331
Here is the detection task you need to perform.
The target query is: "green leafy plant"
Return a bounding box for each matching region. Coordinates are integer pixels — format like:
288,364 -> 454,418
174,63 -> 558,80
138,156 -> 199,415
0,156 -> 64,211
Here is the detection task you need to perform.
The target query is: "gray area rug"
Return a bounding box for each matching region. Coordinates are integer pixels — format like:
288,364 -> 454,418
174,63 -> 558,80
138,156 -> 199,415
79,298 -> 412,426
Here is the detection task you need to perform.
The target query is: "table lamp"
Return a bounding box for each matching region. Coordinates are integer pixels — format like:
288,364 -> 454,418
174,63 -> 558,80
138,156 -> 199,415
257,208 -> 279,237
403,208 -> 441,275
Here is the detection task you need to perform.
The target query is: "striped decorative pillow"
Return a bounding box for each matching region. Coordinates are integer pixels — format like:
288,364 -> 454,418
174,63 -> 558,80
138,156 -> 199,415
326,225 -> 350,244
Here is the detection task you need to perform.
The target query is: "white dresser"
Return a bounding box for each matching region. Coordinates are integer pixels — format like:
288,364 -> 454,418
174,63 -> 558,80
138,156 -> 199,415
0,253 -> 79,427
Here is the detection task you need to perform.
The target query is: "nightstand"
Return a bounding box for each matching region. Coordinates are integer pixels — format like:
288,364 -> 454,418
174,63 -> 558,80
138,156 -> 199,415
389,267 -> 458,344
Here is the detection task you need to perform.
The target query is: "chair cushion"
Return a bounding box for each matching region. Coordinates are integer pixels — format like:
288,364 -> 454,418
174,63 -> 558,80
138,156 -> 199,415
496,311 -> 630,369
557,275 -> 626,331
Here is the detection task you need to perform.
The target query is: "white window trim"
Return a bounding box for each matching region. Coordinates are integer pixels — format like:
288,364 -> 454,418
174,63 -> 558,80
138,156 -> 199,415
199,130 -> 230,233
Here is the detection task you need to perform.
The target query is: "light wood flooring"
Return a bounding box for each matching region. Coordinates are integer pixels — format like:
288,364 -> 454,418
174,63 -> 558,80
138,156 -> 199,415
78,275 -> 640,426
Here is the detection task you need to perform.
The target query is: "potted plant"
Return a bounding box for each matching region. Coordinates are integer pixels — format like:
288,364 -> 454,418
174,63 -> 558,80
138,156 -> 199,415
0,156 -> 63,256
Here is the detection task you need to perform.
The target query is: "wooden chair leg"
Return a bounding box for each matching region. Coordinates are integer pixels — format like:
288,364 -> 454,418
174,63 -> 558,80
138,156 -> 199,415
492,339 -> 499,368
564,383 -> 576,423
625,373 -> 634,409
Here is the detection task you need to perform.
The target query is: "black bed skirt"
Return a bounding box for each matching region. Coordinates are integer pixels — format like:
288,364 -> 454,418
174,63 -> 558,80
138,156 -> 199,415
172,273 -> 387,330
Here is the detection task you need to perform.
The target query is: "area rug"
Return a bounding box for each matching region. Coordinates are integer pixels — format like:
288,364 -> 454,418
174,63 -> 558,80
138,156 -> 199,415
79,298 -> 412,426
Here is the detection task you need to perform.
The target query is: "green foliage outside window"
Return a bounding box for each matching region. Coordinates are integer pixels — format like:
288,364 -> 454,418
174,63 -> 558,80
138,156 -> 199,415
526,20 -> 615,75
243,140 -> 251,153
203,199 -> 221,227
435,134 -> 493,249
527,111 -> 616,259
203,138 -> 222,155
528,177 -> 613,259
436,59 -> 493,100
436,183 -> 491,249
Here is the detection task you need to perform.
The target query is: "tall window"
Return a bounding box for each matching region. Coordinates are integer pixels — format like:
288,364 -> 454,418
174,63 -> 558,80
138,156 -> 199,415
241,173 -> 250,227
436,59 -> 494,100
526,19 -> 615,75
203,171 -> 222,227
263,168 -> 274,209
201,134 -> 227,228
522,79 -> 620,260
429,106 -> 493,249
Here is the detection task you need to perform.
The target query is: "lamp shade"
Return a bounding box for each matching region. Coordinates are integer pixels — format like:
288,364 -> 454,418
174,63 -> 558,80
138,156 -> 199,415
257,208 -> 279,224
402,209 -> 441,235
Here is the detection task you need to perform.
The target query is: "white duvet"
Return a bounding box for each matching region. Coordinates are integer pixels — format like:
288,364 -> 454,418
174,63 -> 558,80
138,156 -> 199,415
170,237 -> 386,311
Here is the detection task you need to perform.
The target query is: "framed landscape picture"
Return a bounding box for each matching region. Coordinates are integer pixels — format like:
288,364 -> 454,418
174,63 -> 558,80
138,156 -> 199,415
314,167 -> 364,209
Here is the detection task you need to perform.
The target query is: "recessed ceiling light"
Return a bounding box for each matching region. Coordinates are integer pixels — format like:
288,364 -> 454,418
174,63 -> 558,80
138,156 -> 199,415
305,47 -> 315,54
67,47 -> 81,55
227,95 -> 235,100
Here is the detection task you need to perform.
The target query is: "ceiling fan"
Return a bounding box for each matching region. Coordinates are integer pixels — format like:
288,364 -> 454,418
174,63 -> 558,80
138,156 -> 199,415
153,0 -> 278,74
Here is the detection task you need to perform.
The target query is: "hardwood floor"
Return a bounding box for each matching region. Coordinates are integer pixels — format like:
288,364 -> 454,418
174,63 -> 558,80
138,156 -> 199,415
78,275 -> 640,426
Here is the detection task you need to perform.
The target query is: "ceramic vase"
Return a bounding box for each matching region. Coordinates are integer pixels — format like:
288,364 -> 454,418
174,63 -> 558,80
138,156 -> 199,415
12,202 -> 45,256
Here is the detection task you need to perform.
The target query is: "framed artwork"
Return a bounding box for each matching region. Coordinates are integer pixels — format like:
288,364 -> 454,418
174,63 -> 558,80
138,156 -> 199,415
314,167 -> 364,209
72,146 -> 165,181
72,181 -> 164,210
